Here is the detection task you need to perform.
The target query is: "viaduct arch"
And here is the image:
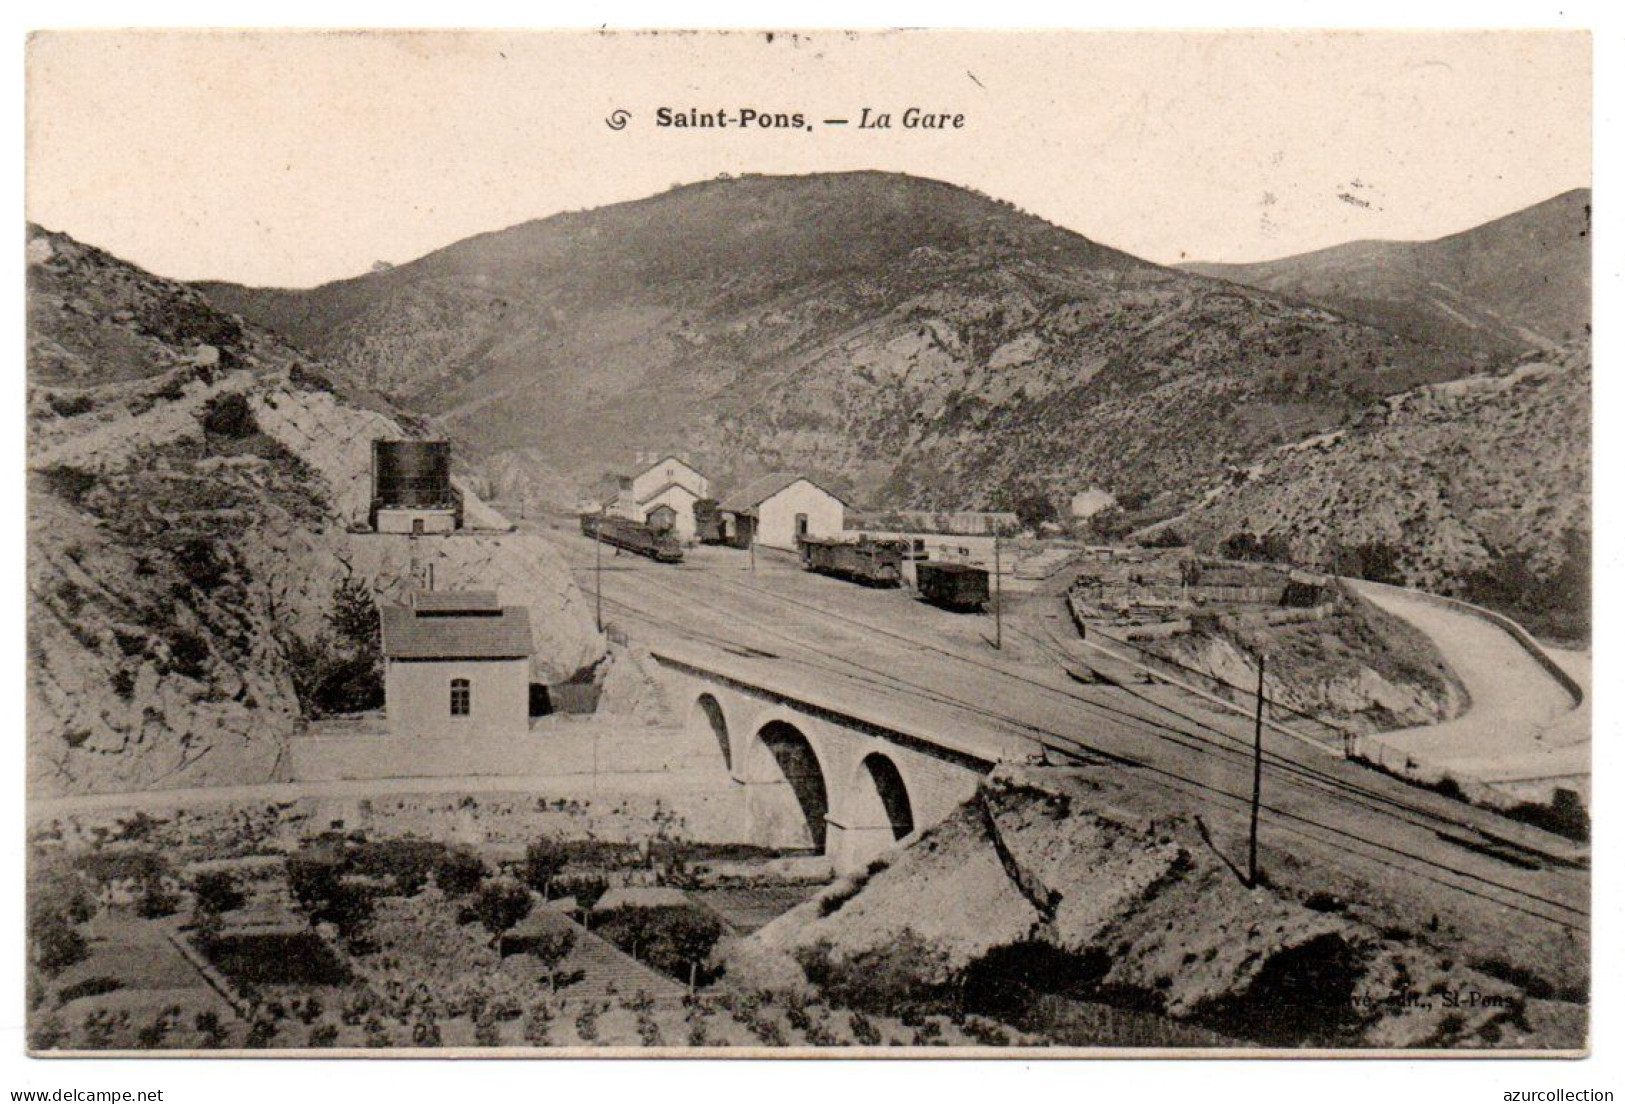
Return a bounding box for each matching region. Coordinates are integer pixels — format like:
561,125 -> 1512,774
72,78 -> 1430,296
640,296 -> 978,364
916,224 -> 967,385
661,657 -> 989,873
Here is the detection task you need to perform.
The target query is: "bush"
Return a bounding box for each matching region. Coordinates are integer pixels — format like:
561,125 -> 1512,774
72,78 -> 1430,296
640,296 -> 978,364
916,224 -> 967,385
199,392 -> 259,439
796,931 -> 956,1017
434,850 -> 487,897
31,914 -> 87,977
522,1001 -> 554,1045
528,927 -> 577,993
550,873 -> 608,912
351,839 -> 445,896
596,905 -> 725,988
473,879 -> 534,945
194,1012 -> 230,1049
191,870 -> 246,916
521,837 -> 569,897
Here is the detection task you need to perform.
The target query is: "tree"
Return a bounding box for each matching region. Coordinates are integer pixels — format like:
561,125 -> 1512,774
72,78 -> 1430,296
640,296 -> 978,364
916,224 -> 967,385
521,837 -> 569,898
287,849 -> 373,945
1011,492 -> 1058,533
433,850 -> 487,897
529,927 -> 578,994
191,871 -> 245,917
473,879 -> 534,947
30,912 -> 87,977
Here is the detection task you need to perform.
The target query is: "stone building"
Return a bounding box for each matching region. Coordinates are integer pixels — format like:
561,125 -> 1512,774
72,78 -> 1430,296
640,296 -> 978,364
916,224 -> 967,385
719,473 -> 847,552
605,454 -> 711,542
380,590 -> 533,739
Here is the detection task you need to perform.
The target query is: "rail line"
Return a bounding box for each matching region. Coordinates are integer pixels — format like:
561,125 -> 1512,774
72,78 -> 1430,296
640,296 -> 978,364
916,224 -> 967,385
585,566 -> 1588,930
695,569 -> 1586,856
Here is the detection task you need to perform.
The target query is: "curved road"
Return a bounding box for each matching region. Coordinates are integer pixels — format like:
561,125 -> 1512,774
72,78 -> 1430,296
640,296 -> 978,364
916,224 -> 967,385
1351,582 -> 1588,799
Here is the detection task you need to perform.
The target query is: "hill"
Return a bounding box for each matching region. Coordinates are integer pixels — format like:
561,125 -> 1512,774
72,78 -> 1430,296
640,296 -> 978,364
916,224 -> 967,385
1183,190 -> 1590,356
27,226 -> 603,798
1163,344 -> 1590,642
200,171 -> 1488,512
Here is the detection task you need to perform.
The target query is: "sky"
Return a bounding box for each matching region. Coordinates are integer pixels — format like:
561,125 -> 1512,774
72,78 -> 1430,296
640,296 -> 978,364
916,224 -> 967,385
25,29 -> 1591,287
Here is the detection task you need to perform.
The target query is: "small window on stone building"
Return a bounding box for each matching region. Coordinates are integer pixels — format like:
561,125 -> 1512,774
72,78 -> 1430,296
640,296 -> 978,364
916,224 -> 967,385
450,678 -> 471,717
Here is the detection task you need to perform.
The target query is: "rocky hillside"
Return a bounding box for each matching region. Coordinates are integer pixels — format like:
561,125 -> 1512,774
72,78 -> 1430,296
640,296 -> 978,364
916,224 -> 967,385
1163,345 -> 1589,640
1185,189 -> 1590,356
200,172 -> 1485,512
27,227 -> 604,798
728,768 -> 1584,1048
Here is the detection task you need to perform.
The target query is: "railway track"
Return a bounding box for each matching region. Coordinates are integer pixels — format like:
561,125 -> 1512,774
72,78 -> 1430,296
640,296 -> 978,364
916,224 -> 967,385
573,555 -> 1587,935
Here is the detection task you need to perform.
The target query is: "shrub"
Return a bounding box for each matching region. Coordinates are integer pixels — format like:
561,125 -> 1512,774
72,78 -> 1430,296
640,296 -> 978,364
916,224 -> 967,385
56,976 -> 123,1003
473,1009 -> 503,1047
411,1015 -> 443,1047
191,870 -> 246,916
473,879 -> 534,945
529,927 -> 578,993
521,837 -> 569,897
199,392 -> 258,439
351,839 -> 444,896
849,1010 -> 883,1046
242,1017 -> 278,1049
796,931 -> 956,1017
550,873 -> 608,912
193,1012 -> 230,1049
135,878 -> 180,919
434,850 -> 487,897
522,1001 -> 554,1045
30,910 -> 88,977
595,905 -> 725,988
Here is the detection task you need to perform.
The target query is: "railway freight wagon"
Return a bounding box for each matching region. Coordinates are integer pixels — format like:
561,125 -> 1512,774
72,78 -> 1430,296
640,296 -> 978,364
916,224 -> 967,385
580,512 -> 685,563
798,536 -> 905,586
916,561 -> 990,611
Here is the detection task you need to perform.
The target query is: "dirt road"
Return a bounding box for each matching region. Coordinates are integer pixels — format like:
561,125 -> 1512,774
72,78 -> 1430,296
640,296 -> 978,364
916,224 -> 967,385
1350,582 -> 1588,800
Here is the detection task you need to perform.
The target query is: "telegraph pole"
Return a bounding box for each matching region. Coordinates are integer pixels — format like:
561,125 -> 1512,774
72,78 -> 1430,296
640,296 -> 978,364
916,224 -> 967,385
594,503 -> 605,633
992,533 -> 1003,650
1248,651 -> 1266,888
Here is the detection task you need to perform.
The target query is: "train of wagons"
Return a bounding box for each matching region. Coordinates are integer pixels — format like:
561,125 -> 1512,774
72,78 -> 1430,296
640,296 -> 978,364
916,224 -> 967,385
797,535 -> 909,587
579,512 -> 685,563
799,535 -> 992,611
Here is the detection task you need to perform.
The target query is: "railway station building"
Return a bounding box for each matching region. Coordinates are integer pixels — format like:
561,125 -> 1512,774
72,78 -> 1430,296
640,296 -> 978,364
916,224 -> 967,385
606,454 -> 711,542
380,590 -> 534,739
719,473 -> 847,552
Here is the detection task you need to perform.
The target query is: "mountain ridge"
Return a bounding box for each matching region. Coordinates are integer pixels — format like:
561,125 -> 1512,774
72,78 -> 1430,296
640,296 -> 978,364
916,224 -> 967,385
199,170 -> 1488,513
1181,188 -> 1590,356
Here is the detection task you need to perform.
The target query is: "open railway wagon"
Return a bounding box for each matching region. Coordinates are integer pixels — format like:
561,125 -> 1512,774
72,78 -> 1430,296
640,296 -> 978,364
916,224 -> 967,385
798,535 -> 906,586
580,512 -> 684,563
916,561 -> 991,611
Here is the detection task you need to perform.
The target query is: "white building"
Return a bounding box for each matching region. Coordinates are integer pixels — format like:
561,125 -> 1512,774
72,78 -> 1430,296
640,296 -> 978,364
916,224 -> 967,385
380,590 -> 534,739
720,473 -> 846,552
607,455 -> 711,542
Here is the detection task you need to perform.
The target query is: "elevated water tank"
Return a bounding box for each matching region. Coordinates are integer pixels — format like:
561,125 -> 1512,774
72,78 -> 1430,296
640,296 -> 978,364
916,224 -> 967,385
372,440 -> 454,508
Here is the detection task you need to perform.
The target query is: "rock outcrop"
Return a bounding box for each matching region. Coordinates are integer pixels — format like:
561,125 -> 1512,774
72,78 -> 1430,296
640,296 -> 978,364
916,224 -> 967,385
731,768 -> 1581,1049
27,226 -> 604,798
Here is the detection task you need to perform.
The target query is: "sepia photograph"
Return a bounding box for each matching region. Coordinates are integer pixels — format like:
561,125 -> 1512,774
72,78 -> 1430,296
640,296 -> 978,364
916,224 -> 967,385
20,26 -> 1593,1057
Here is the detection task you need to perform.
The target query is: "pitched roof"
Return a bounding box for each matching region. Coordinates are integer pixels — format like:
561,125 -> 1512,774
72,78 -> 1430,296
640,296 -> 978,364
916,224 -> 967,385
718,473 -> 846,514
381,597 -> 534,660
636,480 -> 702,506
636,455 -> 706,482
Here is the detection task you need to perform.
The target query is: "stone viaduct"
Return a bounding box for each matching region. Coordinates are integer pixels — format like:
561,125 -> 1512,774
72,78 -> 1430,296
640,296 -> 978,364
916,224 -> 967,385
652,653 -> 995,874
